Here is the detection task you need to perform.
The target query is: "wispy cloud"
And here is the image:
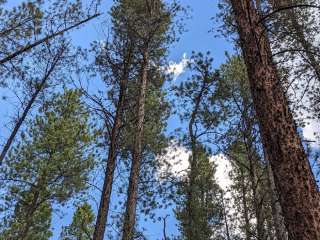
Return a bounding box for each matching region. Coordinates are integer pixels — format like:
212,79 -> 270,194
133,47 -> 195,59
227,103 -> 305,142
164,53 -> 189,80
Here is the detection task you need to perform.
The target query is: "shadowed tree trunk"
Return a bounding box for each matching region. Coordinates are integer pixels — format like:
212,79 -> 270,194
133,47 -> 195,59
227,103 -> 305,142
93,55 -> 132,240
162,215 -> 169,240
239,169 -> 251,240
121,50 -> 149,240
229,0 -> 320,239
20,190 -> 40,240
267,163 -> 288,240
220,191 -> 232,240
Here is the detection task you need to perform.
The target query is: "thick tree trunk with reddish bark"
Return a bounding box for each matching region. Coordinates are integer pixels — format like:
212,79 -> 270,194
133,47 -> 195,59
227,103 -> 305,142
230,0 -> 320,239
121,51 -> 149,240
93,72 -> 130,240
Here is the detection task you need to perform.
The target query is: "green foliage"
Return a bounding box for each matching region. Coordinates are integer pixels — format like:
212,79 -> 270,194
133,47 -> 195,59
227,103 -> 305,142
104,0 -> 183,234
173,51 -> 230,145
173,52 -> 228,240
0,201 -> 53,240
175,146 -> 223,240
0,90 -> 94,239
60,202 -> 95,240
218,55 -> 279,240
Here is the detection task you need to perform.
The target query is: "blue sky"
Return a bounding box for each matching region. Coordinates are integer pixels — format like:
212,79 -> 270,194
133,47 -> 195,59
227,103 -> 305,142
1,1 -> 320,239
74,1 -> 234,239
0,0 -> 234,239
58,1 -> 234,239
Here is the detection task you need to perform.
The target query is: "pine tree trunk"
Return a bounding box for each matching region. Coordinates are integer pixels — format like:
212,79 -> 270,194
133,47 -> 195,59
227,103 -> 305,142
93,69 -> 130,240
240,170 -> 251,240
247,150 -> 265,240
121,50 -> 149,240
220,191 -> 232,240
267,163 -> 288,240
186,80 -> 207,240
230,1 -> 320,239
241,109 -> 266,240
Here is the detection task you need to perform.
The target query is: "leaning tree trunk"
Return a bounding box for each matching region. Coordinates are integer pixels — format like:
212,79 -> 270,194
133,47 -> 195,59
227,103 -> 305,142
93,68 -> 130,240
0,14 -> 100,65
230,0 -> 320,239
0,48 -> 64,165
121,50 -> 149,240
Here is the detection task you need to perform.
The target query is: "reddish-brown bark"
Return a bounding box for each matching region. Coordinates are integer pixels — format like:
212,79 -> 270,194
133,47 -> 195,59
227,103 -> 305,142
230,0 -> 320,239
93,66 -> 131,240
121,50 -> 149,240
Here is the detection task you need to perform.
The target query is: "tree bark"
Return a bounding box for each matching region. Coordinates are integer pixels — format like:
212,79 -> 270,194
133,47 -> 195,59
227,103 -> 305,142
230,1 -> 320,239
121,50 -> 149,240
93,60 -> 131,240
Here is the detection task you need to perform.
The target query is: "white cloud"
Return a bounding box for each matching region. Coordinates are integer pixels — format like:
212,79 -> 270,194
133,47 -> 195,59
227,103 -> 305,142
156,144 -> 242,237
302,119 -> 320,147
164,53 -> 189,80
211,154 -> 233,190
157,144 -> 190,180
157,144 -> 234,191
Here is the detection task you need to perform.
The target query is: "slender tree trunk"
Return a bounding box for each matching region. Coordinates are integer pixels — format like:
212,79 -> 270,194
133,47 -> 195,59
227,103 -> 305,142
0,50 -> 63,165
269,0 -> 320,81
230,1 -> 320,239
121,50 -> 149,240
267,162 -> 288,240
162,215 -> 168,240
240,170 -> 251,240
186,80 -> 206,240
220,191 -> 232,240
93,67 -> 131,240
247,150 -> 265,240
241,109 -> 266,240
